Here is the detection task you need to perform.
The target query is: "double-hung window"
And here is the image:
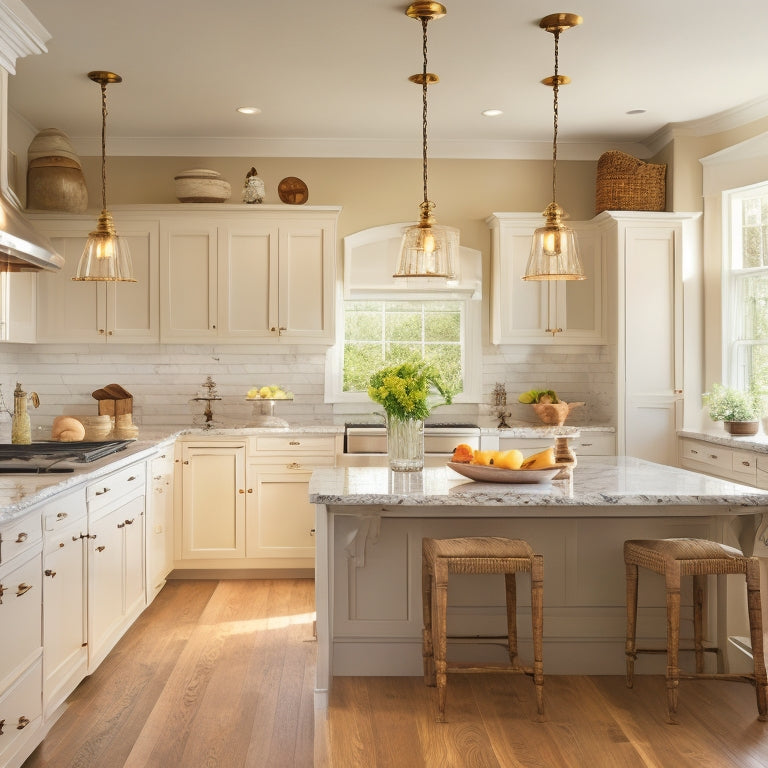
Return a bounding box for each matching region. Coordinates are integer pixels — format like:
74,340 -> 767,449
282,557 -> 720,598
724,184 -> 768,393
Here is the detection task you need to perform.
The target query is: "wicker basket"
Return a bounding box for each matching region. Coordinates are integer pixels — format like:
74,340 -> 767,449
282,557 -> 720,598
595,150 -> 666,214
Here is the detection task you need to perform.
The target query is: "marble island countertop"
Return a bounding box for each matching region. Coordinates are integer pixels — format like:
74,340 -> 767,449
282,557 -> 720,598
309,457 -> 768,511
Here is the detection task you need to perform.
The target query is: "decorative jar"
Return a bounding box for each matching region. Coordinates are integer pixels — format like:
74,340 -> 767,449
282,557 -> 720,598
387,416 -> 424,472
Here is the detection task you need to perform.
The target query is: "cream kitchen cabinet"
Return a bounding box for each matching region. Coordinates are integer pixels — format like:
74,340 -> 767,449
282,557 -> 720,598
41,488 -> 87,719
176,441 -> 246,560
600,212 -> 702,466
0,513 -> 42,768
146,447 -> 174,600
86,460 -> 146,671
0,271 -> 35,343
159,206 -> 340,344
495,432 -> 616,457
29,213 -> 159,343
245,434 -> 336,564
488,213 -> 606,345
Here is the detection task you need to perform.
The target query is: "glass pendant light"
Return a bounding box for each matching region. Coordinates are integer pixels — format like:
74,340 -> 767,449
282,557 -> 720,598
523,13 -> 585,282
394,1 -> 458,279
73,71 -> 135,282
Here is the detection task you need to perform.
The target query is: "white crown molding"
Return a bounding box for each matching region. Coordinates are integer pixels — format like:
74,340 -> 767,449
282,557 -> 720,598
67,135 -> 652,162
0,0 -> 49,74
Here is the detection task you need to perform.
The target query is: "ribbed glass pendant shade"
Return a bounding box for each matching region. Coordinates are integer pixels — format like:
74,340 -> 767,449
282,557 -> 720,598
524,203 -> 584,281
73,209 -> 135,282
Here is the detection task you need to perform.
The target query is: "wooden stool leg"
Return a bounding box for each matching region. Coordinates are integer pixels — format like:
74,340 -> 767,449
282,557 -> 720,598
625,559 -> 639,688
422,550 -> 435,686
665,566 -> 682,724
693,574 -> 705,674
504,572 -> 519,667
531,553 -> 545,717
745,562 -> 768,721
433,560 -> 449,723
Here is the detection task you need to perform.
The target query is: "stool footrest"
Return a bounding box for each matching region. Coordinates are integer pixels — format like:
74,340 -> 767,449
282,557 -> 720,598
677,672 -> 759,684
446,661 -> 533,676
634,646 -> 719,656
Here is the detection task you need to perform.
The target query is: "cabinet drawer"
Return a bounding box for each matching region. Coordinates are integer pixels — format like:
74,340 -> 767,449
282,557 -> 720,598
680,439 -> 732,471
87,462 -> 146,510
572,435 -> 615,455
249,435 -> 335,455
731,450 -> 758,483
248,455 -> 335,471
0,514 -> 41,568
0,658 -> 42,767
42,487 -> 86,536
0,551 -> 42,691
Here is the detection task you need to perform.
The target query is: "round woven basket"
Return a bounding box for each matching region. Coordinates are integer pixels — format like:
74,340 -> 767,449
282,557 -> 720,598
174,169 -> 231,203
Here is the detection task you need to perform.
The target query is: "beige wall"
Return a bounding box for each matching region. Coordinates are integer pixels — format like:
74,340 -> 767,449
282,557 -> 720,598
56,156 -> 598,254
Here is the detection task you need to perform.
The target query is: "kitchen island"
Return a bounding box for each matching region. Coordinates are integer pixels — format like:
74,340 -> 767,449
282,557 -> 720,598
309,458 -> 768,709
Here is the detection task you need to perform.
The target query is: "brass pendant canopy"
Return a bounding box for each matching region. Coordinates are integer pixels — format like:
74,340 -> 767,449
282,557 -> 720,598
73,71 -> 135,282
394,2 -> 458,280
523,13 -> 585,282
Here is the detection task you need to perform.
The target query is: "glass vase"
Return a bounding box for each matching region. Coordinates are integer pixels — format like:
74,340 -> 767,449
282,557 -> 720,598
387,416 -> 424,472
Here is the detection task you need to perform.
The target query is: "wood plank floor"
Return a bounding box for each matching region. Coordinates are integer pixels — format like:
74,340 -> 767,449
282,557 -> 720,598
24,579 -> 768,768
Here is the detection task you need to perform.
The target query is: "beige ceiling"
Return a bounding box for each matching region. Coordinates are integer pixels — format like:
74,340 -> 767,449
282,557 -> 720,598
8,0 -> 768,160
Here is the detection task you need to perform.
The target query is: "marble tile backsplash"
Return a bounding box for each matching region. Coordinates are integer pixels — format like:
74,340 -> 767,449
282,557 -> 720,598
0,342 -> 615,431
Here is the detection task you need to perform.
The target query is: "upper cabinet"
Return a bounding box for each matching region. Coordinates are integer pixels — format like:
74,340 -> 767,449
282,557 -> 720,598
488,213 -> 606,345
159,206 -> 340,344
30,213 -> 159,343
0,271 -> 36,343
28,205 -> 340,346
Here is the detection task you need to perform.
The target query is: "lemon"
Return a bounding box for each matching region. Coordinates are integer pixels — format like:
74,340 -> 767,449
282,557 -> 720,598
259,386 -> 271,398
495,449 -> 524,469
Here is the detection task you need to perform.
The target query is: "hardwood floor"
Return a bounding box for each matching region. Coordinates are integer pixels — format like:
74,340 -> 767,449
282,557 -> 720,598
24,579 -> 768,768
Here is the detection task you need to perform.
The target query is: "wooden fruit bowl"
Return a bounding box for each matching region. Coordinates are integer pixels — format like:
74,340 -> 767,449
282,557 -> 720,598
531,401 -> 584,426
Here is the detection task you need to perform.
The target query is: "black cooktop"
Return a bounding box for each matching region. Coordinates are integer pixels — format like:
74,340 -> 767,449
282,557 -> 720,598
0,440 -> 134,462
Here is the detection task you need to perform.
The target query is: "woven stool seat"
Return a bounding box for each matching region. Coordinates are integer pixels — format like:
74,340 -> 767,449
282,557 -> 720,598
624,537 -> 768,723
422,536 -> 544,722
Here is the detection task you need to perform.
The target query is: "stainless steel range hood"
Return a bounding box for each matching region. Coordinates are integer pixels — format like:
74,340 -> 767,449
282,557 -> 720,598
0,3 -> 63,273
0,194 -> 63,271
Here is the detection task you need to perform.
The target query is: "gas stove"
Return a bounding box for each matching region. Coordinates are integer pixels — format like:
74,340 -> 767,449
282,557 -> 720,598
344,423 -> 480,455
0,440 -> 135,473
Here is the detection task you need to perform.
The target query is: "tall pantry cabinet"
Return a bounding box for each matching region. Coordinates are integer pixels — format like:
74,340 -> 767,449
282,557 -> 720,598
598,211 -> 702,466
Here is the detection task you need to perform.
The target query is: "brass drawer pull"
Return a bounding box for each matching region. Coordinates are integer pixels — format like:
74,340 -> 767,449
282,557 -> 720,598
288,462 -> 302,470
15,532 -> 28,543
0,719 -> 4,735
17,716 -> 30,730
742,460 -> 752,467
289,440 -> 301,445
45,569 -> 57,578
56,511 -> 68,519
96,545 -> 106,552
16,583 -> 32,597
127,475 -> 137,482
124,518 -> 135,525
117,522 -> 125,529
95,487 -> 111,496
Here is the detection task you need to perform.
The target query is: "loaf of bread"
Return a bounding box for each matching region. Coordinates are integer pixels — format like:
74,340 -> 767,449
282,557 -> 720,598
51,416 -> 85,442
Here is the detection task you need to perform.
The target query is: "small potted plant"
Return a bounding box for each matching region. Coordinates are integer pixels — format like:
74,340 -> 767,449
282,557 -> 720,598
702,383 -> 763,435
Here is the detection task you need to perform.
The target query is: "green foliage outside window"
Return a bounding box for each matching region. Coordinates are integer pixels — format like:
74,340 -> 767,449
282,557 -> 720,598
343,300 -> 464,396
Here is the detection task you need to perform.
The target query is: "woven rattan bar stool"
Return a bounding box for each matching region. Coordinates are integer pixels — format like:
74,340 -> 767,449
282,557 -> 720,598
422,536 -> 544,722
624,537 -> 768,724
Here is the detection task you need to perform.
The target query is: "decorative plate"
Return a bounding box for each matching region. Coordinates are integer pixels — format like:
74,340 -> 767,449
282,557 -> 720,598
447,461 -> 563,484
278,176 -> 309,204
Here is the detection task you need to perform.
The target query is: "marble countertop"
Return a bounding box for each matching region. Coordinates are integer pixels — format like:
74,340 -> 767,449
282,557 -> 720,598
308,457 -> 768,510
678,428 -> 768,455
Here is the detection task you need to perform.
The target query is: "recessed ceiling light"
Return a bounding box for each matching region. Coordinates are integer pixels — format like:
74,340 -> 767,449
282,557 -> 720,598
482,109 -> 503,117
237,106 -> 261,115
626,108 -> 646,115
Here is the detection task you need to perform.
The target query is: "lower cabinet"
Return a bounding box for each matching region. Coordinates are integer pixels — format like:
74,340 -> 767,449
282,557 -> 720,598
0,525 -> 43,768
174,433 -> 339,570
146,449 -> 174,599
41,489 -> 87,719
493,432 -> 616,457
86,462 -> 146,672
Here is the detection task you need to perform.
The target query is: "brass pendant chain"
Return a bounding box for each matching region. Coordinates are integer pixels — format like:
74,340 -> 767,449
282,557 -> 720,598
100,80 -> 108,211
421,16 -> 429,206
551,29 -> 560,205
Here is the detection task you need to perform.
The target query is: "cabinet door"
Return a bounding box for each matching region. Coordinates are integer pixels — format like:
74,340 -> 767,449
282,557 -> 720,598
43,519 -> 86,715
147,450 -> 174,598
217,223 -> 278,340
122,496 -> 145,620
621,225 -> 682,465
88,506 -> 124,664
277,222 -> 335,342
35,216 -> 158,343
489,215 -> 605,345
160,223 -> 218,340
0,271 -> 36,343
246,465 -> 316,559
180,443 -> 246,559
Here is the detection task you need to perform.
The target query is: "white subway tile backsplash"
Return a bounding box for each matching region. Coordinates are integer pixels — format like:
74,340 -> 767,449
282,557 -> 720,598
0,340 -> 615,430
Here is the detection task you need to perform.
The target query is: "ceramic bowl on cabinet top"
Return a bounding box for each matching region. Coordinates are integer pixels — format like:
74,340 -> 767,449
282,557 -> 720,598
174,168 -> 231,203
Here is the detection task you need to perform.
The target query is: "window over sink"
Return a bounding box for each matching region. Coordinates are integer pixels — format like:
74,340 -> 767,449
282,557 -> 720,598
325,223 -> 482,405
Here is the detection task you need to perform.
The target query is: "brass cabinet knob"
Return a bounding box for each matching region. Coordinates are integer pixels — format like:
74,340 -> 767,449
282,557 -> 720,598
45,569 -> 57,578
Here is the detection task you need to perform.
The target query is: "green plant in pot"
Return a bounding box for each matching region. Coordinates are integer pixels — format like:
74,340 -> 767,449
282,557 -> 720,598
702,383 -> 763,435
